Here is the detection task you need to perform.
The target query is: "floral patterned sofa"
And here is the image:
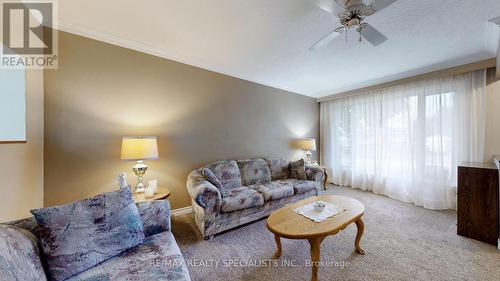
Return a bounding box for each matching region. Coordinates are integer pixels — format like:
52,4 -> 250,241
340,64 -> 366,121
187,158 -> 324,239
0,200 -> 191,281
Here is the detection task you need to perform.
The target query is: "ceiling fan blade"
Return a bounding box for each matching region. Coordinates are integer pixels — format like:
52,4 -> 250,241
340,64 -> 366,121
310,29 -> 341,50
369,0 -> 397,12
360,24 -> 387,46
310,0 -> 346,15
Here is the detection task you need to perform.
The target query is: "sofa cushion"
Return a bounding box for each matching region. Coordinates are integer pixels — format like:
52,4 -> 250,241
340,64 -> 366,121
290,179 -> 317,194
0,225 -> 47,281
30,187 -> 145,281
251,181 -> 294,202
237,159 -> 272,186
289,159 -> 307,180
221,187 -> 264,213
205,160 -> 242,194
67,231 -> 191,281
265,158 -> 290,180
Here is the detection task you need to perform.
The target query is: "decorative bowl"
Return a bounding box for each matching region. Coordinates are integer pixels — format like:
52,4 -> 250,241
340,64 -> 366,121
313,201 -> 326,212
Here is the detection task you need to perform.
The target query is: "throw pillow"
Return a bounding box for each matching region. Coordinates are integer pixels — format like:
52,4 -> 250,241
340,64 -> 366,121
237,159 -> 271,186
265,158 -> 290,180
31,187 -> 145,281
204,160 -> 242,193
201,167 -> 224,190
289,159 -> 307,180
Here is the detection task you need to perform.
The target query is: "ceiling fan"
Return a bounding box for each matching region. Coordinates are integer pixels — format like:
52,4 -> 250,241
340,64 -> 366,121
310,0 -> 397,50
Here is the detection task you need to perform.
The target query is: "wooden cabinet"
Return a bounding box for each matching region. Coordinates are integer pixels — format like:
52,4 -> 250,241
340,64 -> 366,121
457,162 -> 499,246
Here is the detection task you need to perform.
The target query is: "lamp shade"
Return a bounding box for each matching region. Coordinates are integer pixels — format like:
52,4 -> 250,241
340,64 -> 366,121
296,138 -> 316,151
120,136 -> 159,161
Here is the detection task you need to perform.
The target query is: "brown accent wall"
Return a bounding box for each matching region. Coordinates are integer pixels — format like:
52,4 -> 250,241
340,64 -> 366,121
44,31 -> 320,209
0,70 -> 44,222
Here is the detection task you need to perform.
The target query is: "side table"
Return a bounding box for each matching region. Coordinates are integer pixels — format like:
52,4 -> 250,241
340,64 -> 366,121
132,186 -> 170,203
318,166 -> 329,190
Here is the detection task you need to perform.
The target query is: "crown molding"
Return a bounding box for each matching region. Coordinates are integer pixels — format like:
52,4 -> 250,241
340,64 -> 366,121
54,19 -> 310,98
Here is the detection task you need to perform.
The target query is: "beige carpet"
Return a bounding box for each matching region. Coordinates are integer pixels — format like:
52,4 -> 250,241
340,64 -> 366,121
172,186 -> 500,281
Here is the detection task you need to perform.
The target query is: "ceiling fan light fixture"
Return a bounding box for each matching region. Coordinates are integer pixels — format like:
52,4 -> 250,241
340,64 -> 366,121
348,18 -> 360,28
310,0 -> 392,49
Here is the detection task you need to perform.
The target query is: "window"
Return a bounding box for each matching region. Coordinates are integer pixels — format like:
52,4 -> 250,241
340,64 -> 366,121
321,70 -> 486,210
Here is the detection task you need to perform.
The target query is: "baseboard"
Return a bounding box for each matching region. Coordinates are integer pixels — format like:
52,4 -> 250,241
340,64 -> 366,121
171,206 -> 192,217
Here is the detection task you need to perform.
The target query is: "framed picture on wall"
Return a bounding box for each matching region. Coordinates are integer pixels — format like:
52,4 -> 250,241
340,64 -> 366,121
0,68 -> 26,142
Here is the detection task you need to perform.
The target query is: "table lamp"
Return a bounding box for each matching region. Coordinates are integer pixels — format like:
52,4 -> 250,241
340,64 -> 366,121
120,136 -> 159,193
296,138 -> 316,165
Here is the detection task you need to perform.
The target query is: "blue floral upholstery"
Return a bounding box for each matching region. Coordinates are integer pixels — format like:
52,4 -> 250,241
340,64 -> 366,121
4,217 -> 40,237
197,190 -> 318,237
289,159 -> 307,180
265,158 -> 290,180
187,169 -> 222,213
30,187 -> 145,281
137,200 -> 171,237
67,232 -> 190,281
237,159 -> 271,186
201,167 -> 224,190
305,165 -> 324,182
251,181 -> 294,201
205,160 -> 242,194
290,179 -> 318,194
0,225 -> 47,281
5,201 -> 170,239
221,186 -> 265,213
1,199 -> 191,281
188,158 -> 324,238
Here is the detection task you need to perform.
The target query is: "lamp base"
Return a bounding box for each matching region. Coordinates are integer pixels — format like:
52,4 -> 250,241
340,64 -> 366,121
305,150 -> 312,165
132,160 -> 148,193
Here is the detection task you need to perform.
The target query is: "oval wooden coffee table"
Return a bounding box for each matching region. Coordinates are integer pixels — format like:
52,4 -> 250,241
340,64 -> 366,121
266,195 -> 365,281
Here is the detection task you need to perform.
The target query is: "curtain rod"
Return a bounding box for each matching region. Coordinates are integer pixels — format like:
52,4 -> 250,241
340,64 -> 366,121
317,58 -> 496,103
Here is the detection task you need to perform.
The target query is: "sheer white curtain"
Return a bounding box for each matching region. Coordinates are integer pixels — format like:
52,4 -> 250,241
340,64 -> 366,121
320,70 -> 486,210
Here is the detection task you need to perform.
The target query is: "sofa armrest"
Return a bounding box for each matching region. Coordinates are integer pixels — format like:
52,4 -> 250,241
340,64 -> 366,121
187,169 -> 222,214
305,166 -> 324,182
136,200 -> 171,237
0,225 -> 47,281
